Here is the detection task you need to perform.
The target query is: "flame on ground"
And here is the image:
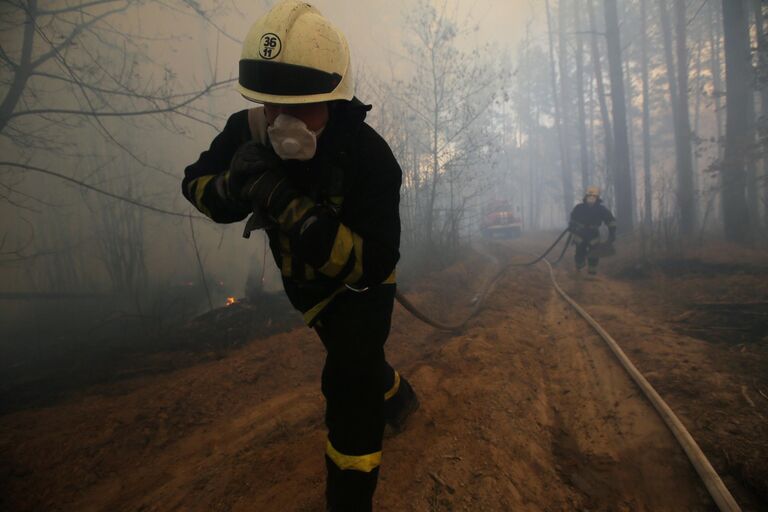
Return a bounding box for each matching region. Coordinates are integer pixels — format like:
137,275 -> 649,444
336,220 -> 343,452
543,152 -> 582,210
225,297 -> 236,306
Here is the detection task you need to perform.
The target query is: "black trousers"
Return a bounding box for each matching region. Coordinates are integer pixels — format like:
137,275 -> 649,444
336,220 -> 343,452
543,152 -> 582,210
314,284 -> 399,512
574,238 -> 599,269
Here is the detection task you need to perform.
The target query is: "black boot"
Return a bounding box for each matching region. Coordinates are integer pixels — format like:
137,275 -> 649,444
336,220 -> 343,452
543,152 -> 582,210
384,376 -> 419,435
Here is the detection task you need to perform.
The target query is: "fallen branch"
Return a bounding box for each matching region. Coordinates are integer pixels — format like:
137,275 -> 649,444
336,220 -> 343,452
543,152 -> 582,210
428,472 -> 455,494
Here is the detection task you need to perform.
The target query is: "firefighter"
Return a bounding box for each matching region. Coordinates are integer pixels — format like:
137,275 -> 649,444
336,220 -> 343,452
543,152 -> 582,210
181,2 -> 418,510
568,186 -> 617,275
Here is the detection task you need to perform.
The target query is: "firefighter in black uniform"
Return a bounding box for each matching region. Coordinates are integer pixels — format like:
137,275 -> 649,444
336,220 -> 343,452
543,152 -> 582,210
181,2 -> 418,510
569,186 -> 617,275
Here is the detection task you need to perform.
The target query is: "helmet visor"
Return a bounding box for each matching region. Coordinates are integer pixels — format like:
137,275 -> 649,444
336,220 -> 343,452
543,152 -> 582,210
239,60 -> 343,98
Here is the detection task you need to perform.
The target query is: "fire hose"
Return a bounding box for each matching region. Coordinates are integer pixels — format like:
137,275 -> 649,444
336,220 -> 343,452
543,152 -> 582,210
541,258 -> 741,511
394,227 -> 572,331
395,228 -> 741,512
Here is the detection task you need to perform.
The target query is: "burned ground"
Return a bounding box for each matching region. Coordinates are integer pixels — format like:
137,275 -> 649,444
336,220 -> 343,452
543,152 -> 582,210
1,235 -> 766,511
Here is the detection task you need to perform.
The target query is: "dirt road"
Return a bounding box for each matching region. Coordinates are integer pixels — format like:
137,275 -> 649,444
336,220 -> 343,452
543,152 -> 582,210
4,238 -> 766,511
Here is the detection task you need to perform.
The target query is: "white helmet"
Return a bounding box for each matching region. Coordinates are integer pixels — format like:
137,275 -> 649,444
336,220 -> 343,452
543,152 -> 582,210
237,1 -> 354,104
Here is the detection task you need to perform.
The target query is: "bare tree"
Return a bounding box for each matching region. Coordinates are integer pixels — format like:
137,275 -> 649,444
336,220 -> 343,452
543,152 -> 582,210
0,0 -> 237,216
389,0 -> 504,258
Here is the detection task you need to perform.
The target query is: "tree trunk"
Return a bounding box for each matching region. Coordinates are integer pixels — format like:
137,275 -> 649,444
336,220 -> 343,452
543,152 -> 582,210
623,49 -> 636,219
660,0 -> 696,235
546,0 -> 575,219
673,0 -> 697,235
721,0 -> 753,243
640,0 -> 653,229
425,43 -> 440,250
711,2 -> 725,161
744,4 -> 759,227
603,0 -> 634,233
576,0 -> 590,192
588,0 -> 614,195
755,0 -> 768,227
692,36 -> 703,205
557,0 -> 575,215
0,0 -> 36,135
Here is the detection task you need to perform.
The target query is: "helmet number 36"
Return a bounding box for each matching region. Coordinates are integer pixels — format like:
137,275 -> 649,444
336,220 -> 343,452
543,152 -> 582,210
259,33 -> 282,59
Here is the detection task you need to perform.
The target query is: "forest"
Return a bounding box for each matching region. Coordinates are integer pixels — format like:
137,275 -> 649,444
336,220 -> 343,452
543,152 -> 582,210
1,1 -> 767,511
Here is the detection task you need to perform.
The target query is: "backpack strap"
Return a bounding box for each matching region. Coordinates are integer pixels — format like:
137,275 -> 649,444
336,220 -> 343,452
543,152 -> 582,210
247,106 -> 269,145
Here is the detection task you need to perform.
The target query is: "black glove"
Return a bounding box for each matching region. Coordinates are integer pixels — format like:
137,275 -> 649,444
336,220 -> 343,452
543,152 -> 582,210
242,167 -> 323,236
225,141 -> 283,203
569,222 -> 585,244
244,167 -> 292,213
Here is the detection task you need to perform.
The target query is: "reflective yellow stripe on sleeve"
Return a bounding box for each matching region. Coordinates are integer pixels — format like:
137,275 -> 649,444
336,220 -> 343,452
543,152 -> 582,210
342,232 -> 364,285
191,175 -> 215,217
319,224 -> 354,277
326,439 -> 381,473
277,196 -> 314,230
384,371 -> 400,401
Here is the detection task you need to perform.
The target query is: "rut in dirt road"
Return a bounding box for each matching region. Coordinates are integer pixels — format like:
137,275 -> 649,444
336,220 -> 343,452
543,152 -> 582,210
540,281 -> 712,511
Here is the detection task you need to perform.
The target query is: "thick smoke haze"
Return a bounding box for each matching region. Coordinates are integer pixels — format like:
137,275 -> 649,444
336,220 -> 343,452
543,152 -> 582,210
0,0 -> 765,392
0,0 -> 541,300
2,2 -> 768,510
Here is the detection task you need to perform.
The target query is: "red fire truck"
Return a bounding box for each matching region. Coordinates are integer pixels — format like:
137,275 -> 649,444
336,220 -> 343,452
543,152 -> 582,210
481,200 -> 523,239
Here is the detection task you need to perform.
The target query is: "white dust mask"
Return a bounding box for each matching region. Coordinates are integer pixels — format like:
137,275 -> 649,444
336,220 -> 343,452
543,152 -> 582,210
267,114 -> 321,161
586,196 -> 598,205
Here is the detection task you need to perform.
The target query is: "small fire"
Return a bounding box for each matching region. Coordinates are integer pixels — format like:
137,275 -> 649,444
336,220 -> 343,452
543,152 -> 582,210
225,297 -> 236,306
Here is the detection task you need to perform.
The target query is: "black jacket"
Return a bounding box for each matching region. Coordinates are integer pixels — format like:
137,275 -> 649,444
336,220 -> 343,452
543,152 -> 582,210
182,99 -> 402,324
569,199 -> 616,241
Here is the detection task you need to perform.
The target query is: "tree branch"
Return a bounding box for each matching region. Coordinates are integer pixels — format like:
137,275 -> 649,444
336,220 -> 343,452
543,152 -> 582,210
36,0 -> 126,16
30,4 -> 131,70
0,161 -> 207,219
28,70 -> 219,102
0,44 -> 17,69
7,78 -> 237,120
